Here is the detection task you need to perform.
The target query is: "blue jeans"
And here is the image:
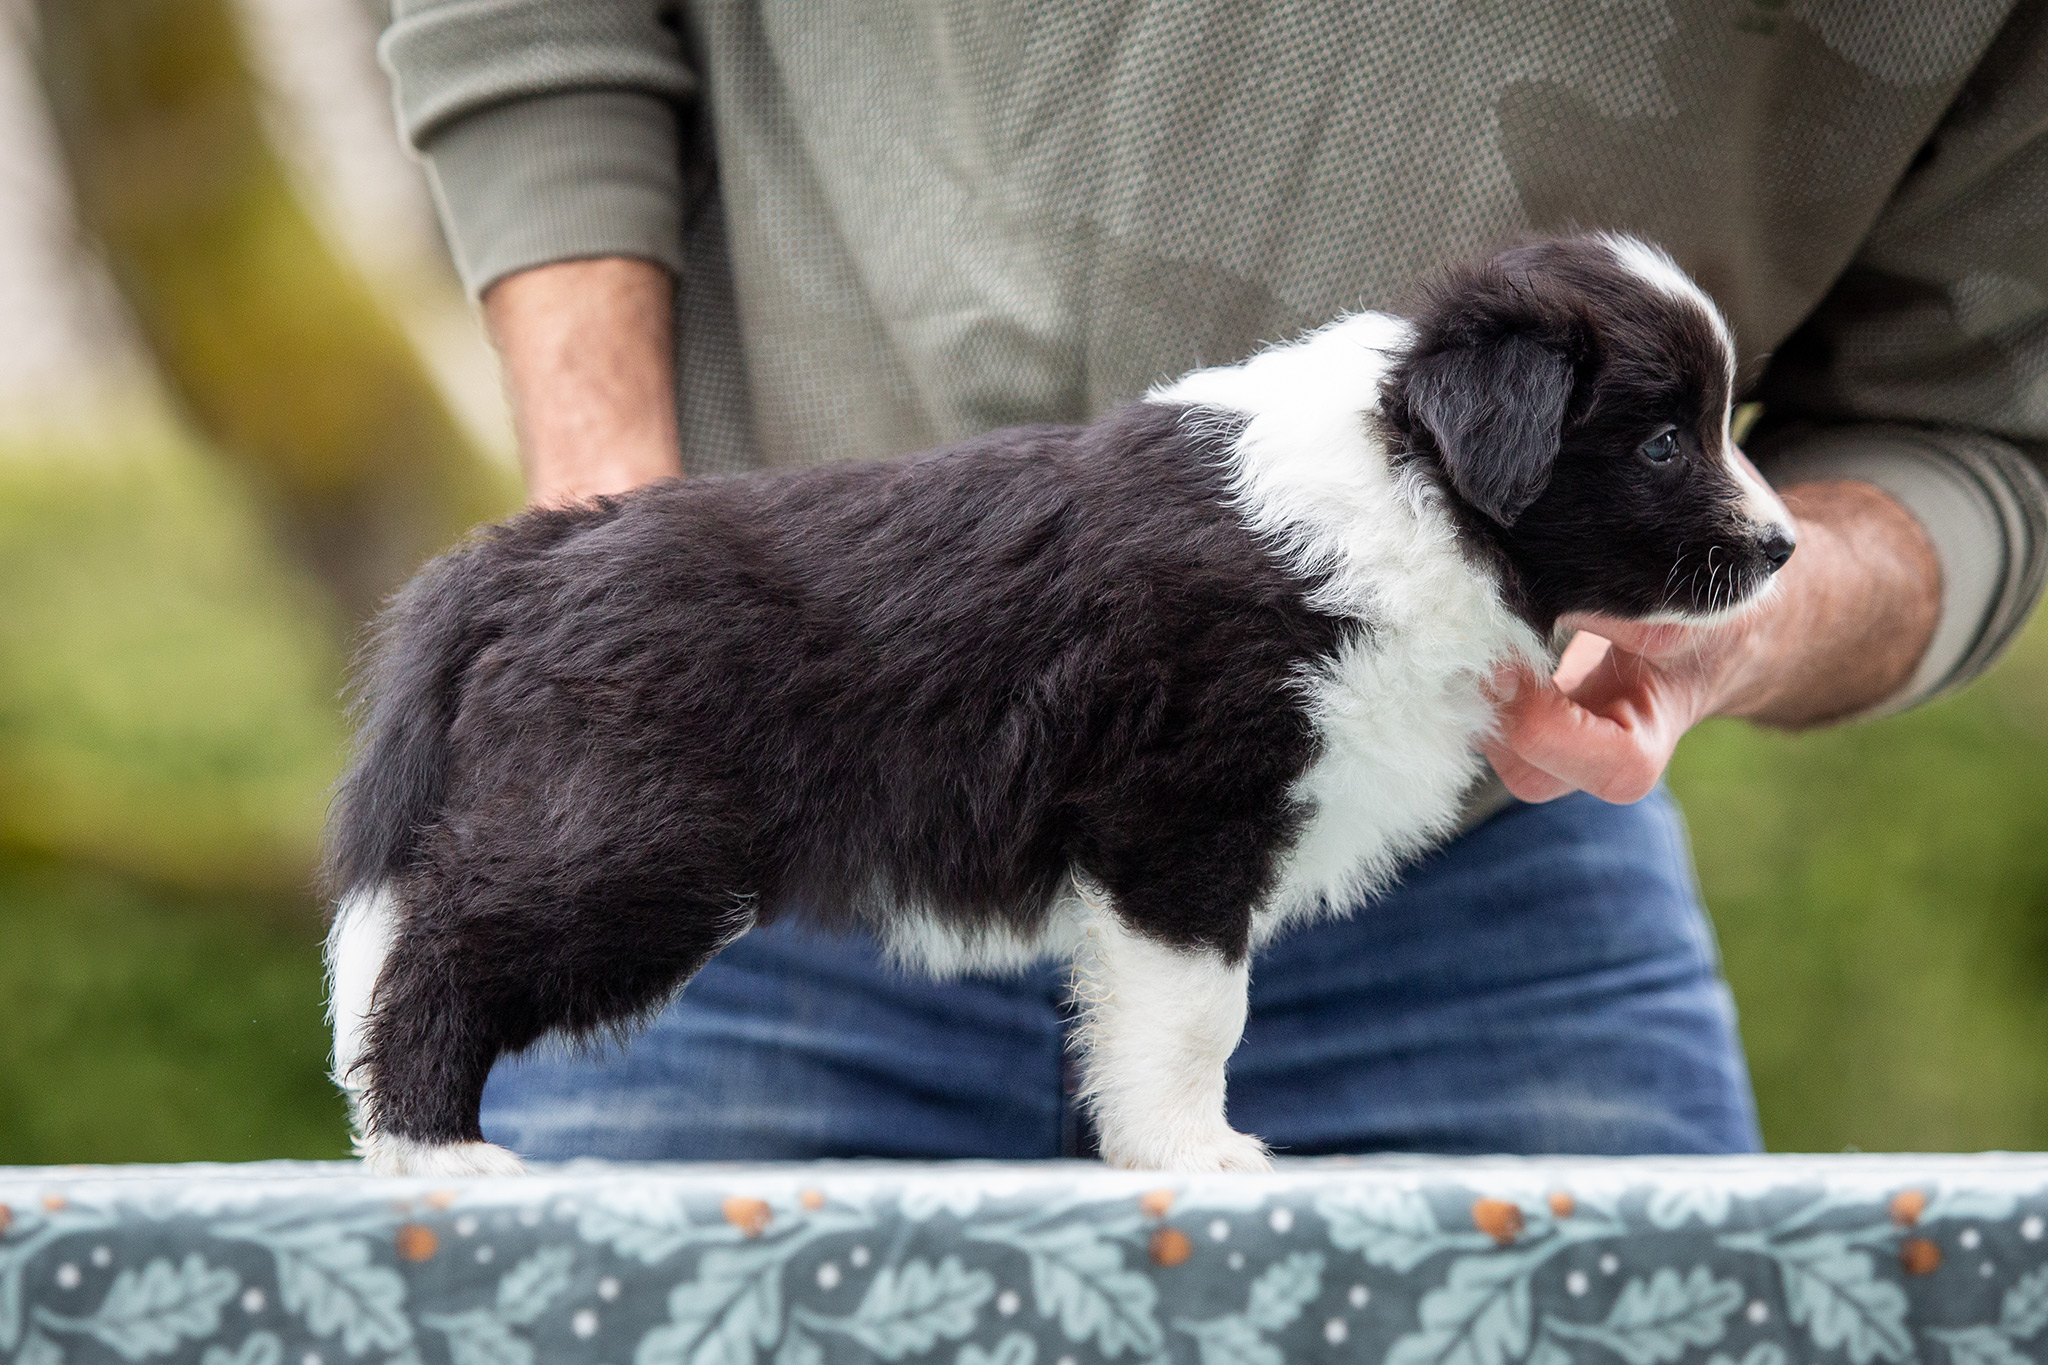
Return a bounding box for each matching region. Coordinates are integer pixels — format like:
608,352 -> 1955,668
480,789 -> 1762,1158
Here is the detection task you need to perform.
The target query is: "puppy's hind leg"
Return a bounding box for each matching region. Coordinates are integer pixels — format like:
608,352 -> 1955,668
1070,891 -> 1270,1174
346,858 -> 758,1177
327,883 -> 526,1177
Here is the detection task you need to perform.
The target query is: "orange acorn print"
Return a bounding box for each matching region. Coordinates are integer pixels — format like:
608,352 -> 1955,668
1472,1199 -> 1524,1246
1900,1238 -> 1941,1275
1139,1189 -> 1176,1219
395,1224 -> 439,1262
723,1196 -> 773,1237
1149,1227 -> 1193,1266
1889,1190 -> 1926,1225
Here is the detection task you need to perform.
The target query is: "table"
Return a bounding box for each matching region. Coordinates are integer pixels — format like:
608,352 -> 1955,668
3,1155 -> 2045,1364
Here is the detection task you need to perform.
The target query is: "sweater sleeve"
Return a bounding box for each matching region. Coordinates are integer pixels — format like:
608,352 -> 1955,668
1752,0 -> 2048,711
377,0 -> 697,298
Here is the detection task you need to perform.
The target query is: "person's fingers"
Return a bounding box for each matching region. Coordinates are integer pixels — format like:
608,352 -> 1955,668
1486,636 -> 1710,805
1556,613 -> 1698,661
1551,631 -> 1612,693
1559,639 -> 1666,717
1483,660 -> 1536,705
1480,736 -> 1575,802
1493,672 -> 1671,804
1482,665 -> 1577,801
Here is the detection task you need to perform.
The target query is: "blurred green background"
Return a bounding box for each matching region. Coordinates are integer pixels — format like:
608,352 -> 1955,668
0,0 -> 2041,1164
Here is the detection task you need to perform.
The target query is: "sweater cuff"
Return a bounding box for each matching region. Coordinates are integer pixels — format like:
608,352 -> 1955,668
380,0 -> 696,149
1753,425 -> 2048,714
412,90 -> 687,299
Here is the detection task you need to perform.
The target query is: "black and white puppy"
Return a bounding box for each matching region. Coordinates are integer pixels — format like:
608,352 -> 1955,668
326,233 -> 1795,1176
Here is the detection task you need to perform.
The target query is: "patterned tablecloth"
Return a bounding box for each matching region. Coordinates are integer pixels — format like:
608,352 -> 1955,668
2,1156 -> 2045,1365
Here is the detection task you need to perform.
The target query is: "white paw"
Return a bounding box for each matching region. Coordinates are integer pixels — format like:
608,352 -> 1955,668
1102,1124 -> 1273,1174
358,1133 -> 528,1177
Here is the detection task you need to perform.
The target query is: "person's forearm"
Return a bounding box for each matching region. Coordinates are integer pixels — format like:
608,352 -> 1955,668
483,256 -> 683,507
1715,479 -> 1942,727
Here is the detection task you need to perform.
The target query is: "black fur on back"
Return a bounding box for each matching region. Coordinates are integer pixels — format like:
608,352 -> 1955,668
330,401 -> 1354,1142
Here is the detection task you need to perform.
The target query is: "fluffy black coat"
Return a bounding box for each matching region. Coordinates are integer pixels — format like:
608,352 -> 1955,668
330,403 -> 1350,1143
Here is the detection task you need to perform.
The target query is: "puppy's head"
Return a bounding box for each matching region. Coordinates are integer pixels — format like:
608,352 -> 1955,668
1382,233 -> 1796,630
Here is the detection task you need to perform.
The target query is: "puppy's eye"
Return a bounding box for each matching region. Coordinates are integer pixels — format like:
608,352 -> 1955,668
1639,428 -> 1680,464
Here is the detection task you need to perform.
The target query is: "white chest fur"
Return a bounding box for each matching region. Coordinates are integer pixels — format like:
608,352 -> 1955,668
1151,312 -> 1548,938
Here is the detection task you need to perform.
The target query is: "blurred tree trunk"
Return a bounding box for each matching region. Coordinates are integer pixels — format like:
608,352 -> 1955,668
30,0 -> 515,621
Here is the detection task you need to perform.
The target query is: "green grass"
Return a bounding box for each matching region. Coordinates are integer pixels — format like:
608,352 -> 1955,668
0,430 -> 2041,1162
0,855 -> 347,1161
1671,612 -> 2048,1152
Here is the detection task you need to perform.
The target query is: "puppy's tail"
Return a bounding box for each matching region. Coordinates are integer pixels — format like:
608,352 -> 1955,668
323,540 -> 500,899
326,497 -> 622,896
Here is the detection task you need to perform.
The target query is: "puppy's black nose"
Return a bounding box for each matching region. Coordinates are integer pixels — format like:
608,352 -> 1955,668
1759,527 -> 1796,573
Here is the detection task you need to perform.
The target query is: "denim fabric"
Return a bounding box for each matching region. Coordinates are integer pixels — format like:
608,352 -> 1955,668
480,789 -> 1762,1159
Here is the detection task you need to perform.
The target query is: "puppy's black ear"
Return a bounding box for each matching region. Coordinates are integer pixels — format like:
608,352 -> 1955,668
1405,334 -> 1572,527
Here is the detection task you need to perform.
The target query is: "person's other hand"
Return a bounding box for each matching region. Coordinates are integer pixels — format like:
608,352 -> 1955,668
1481,480 -> 1942,803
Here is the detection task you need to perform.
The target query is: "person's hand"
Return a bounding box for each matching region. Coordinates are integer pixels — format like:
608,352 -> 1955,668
1483,614 -> 1764,804
1482,480 -> 1942,804
483,257 -> 684,508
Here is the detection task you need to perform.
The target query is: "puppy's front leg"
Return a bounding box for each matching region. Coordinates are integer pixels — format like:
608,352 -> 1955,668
1072,909 -> 1271,1173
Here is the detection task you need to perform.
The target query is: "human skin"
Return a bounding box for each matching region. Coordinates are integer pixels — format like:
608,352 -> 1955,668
485,256 -> 684,507
1484,479 -> 1940,803
482,257 -> 1944,797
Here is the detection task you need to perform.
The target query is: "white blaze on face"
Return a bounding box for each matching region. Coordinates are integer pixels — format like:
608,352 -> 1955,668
1724,439 -> 1795,537
1600,232 -> 1735,357
1601,233 -> 1795,541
